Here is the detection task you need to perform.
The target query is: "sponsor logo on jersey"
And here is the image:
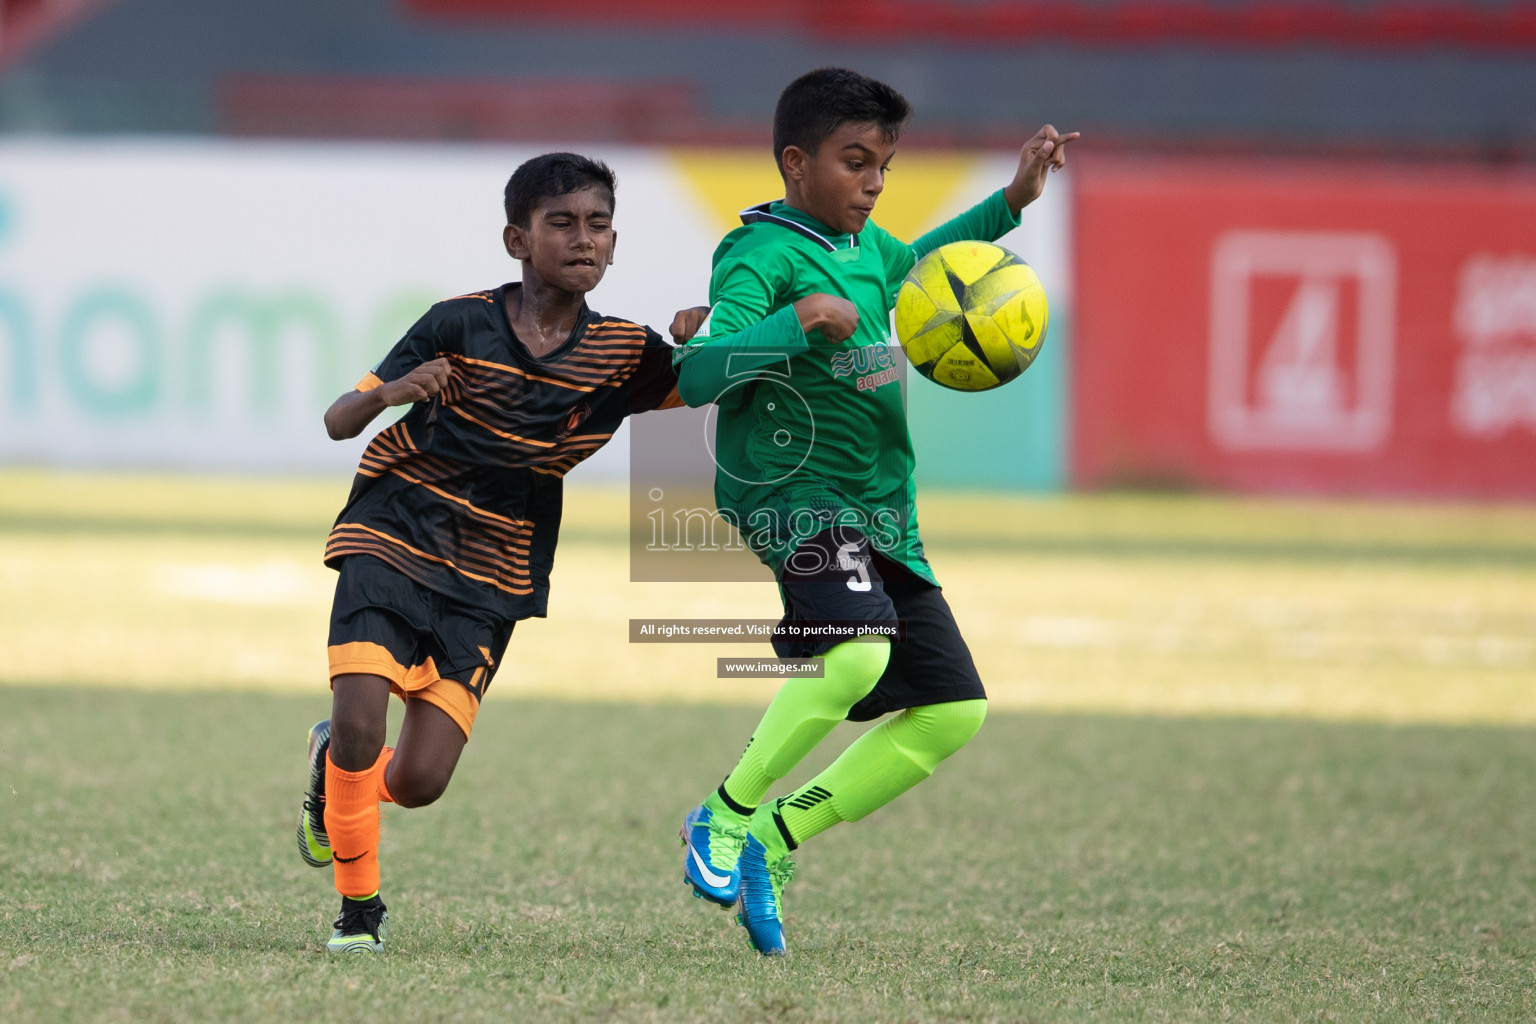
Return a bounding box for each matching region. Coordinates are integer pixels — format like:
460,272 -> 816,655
555,401 -> 591,441
830,346 -> 899,393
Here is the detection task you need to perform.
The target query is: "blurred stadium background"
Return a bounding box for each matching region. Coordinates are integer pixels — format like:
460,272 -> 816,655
2,0 -> 1534,492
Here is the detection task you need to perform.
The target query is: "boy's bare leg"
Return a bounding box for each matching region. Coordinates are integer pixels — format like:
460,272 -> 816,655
314,675 -> 467,955
325,674 -> 393,899
329,674 -> 391,771
386,698 -> 467,808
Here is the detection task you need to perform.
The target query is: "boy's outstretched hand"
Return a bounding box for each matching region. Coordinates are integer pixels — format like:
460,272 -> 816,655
669,305 -> 713,345
1003,125 -> 1080,215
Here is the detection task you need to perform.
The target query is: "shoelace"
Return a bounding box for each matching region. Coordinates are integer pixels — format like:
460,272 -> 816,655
334,900 -> 385,938
302,796 -> 325,824
703,822 -> 746,859
768,856 -> 796,892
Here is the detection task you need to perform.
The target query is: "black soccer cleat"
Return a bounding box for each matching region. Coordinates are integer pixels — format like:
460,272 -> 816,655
327,893 -> 389,954
296,720 -> 332,867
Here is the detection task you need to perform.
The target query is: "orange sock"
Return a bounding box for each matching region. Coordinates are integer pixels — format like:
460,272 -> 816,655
324,750 -> 386,898
376,747 -> 396,804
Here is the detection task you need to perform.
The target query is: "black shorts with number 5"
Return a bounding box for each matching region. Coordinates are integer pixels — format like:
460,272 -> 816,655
772,527 -> 986,722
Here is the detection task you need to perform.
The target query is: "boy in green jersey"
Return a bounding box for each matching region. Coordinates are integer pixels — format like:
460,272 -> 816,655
674,68 -> 1076,955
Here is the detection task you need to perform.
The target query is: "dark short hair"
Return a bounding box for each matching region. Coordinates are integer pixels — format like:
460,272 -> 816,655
772,68 -> 912,173
503,152 -> 617,227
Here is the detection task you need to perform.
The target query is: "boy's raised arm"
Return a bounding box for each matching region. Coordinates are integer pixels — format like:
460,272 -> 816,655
1002,124 -> 1080,215
673,260 -> 859,408
886,123 -> 1079,292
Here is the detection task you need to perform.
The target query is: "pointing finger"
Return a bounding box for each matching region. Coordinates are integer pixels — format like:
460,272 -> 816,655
1049,132 -> 1080,170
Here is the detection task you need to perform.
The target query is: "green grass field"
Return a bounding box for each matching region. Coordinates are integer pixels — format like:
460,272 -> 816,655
2,470 -> 1535,1022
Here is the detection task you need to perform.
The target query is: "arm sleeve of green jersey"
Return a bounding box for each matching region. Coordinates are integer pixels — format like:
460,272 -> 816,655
672,257 -> 808,408
870,189 -> 1024,299
673,307 -> 804,407
911,189 -> 1022,259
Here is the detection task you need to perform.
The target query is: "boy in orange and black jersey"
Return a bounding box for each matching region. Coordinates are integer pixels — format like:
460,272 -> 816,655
296,152 -> 707,954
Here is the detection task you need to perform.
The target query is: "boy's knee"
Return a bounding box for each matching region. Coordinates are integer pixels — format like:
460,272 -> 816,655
819,636 -> 892,703
329,711 -> 386,772
908,698 -> 988,765
385,764 -> 451,808
937,697 -> 988,735
329,673 -> 391,771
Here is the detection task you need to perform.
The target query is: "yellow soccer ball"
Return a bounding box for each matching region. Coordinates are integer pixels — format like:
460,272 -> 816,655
894,240 -> 1048,392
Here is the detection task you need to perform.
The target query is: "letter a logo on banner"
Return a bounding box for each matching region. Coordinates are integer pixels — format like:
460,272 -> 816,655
1207,231 -> 1397,451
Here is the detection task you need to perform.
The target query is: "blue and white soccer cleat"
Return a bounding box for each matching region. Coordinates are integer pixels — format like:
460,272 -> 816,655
680,802 -> 747,906
736,831 -> 795,957
296,720 -> 332,867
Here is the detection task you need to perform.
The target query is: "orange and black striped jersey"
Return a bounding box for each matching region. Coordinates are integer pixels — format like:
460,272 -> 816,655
325,284 -> 681,620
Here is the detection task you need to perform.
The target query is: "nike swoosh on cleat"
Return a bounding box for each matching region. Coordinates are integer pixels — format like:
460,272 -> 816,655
687,844 -> 733,889
335,851 -> 368,864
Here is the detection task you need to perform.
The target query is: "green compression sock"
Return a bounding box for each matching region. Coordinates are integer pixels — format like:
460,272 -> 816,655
720,637 -> 891,809
777,699 -> 988,845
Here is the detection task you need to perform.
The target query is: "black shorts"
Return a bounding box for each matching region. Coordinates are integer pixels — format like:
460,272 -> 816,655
773,527 -> 986,722
327,555 -> 516,737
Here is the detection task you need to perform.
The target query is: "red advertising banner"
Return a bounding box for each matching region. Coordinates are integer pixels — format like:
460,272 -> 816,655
1072,157 -> 1536,499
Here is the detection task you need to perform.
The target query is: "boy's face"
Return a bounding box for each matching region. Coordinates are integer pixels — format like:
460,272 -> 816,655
782,121 -> 896,235
502,186 -> 616,294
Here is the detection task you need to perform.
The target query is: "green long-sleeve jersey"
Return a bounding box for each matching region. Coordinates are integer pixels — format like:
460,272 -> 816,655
674,189 -> 1021,582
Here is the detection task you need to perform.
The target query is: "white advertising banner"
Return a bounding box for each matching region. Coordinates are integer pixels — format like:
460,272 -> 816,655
0,140 -> 1067,478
